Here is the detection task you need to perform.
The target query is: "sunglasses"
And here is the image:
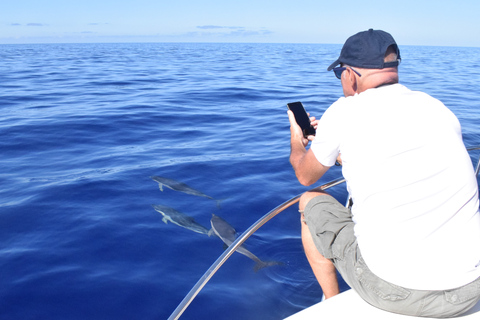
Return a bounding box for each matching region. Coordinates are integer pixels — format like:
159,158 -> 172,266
333,66 -> 362,79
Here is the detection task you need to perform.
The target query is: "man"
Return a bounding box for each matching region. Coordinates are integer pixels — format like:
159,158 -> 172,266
288,29 -> 480,317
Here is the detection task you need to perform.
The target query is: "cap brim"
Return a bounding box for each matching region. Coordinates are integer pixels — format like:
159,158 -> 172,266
327,59 -> 341,71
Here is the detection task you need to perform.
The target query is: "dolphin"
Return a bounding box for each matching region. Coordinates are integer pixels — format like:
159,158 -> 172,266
150,176 -> 222,207
152,204 -> 210,235
210,214 -> 281,272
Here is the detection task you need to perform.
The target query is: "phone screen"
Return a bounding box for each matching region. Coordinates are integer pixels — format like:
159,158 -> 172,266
287,102 -> 316,137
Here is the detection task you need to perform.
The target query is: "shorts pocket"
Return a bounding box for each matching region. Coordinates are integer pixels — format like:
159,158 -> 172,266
444,277 -> 480,305
355,257 -> 410,301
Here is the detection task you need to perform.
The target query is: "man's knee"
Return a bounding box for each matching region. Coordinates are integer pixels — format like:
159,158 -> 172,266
299,190 -> 331,212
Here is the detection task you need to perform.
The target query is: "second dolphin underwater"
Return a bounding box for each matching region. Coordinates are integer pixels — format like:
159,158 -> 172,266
152,204 -> 210,235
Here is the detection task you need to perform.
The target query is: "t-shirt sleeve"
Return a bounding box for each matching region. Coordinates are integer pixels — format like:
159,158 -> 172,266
310,100 -> 343,167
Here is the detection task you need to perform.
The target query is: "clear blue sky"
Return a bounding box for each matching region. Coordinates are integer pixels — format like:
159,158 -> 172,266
2,0 -> 479,47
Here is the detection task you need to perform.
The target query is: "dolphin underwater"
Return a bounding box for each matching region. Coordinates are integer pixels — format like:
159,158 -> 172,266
150,176 -> 222,207
152,204 -> 210,235
210,214 -> 281,272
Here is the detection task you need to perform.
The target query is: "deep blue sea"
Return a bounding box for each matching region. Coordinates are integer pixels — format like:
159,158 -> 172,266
1,42 -> 479,320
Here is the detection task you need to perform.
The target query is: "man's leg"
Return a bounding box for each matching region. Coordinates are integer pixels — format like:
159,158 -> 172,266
300,191 -> 339,299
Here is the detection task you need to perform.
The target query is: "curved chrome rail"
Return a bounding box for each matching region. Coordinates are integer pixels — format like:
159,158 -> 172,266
167,177 -> 346,320
469,145 -> 480,176
169,145 -> 480,320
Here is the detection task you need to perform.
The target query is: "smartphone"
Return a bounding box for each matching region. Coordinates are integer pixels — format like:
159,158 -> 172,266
287,101 -> 316,138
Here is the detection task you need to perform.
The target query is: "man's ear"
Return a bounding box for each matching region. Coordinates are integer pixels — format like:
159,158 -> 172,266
345,68 -> 358,94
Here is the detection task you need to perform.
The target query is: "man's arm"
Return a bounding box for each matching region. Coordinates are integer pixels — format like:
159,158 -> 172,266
288,110 -> 330,186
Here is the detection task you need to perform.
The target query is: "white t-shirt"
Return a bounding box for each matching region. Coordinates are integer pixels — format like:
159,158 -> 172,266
311,83 -> 480,290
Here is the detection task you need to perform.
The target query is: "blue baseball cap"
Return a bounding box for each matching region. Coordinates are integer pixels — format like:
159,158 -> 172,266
327,29 -> 401,71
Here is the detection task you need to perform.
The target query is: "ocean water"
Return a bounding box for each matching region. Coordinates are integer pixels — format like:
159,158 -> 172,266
1,42 -> 479,320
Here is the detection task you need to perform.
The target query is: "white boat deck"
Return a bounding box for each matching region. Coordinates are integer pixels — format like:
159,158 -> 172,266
285,289 -> 480,319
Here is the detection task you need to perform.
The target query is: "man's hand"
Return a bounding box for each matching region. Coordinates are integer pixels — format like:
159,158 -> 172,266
288,110 -> 329,186
288,110 -> 315,146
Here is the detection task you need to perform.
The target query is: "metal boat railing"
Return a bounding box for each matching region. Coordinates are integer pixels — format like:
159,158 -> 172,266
470,145 -> 480,176
168,145 -> 480,320
167,177 -> 346,320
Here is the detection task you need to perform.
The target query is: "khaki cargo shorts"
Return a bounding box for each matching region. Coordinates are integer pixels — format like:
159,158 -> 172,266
303,194 -> 480,318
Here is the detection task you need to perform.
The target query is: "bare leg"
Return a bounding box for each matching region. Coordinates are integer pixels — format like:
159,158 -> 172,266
300,191 -> 340,299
